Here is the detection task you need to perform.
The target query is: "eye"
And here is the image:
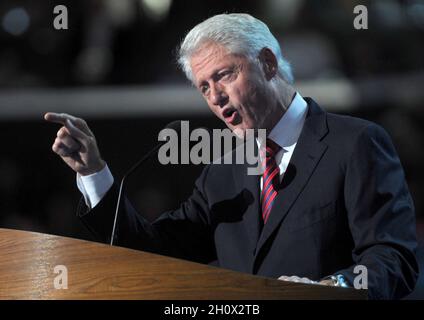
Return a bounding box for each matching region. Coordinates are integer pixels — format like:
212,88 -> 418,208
219,70 -> 232,80
200,84 -> 209,95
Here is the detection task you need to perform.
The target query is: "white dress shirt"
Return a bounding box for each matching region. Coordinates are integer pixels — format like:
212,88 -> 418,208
258,92 -> 308,190
77,92 -> 308,208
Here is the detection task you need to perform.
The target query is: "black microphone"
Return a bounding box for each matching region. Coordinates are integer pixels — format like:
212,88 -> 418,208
110,120 -> 182,245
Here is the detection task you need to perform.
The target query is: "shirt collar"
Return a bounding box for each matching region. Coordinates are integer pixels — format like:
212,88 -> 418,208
257,92 -> 308,151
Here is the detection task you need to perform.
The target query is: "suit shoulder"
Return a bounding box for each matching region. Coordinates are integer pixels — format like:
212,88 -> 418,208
322,111 -> 398,163
326,112 -> 390,140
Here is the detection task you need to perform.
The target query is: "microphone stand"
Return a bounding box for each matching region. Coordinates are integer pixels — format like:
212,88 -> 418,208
110,143 -> 163,246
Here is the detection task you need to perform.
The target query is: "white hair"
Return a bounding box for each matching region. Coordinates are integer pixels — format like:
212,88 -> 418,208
177,13 -> 294,85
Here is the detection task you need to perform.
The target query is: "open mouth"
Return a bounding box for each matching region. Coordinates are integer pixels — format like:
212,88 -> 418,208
223,107 -> 239,125
223,108 -> 236,119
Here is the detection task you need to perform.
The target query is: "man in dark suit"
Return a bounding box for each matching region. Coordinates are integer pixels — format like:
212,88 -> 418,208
45,13 -> 418,299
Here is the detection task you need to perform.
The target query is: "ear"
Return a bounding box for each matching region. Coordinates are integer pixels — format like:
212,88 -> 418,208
259,48 -> 278,81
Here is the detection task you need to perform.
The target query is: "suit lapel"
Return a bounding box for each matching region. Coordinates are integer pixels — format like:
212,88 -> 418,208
254,98 -> 329,257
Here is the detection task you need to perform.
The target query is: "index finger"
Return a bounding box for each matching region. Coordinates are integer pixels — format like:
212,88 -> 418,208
44,112 -> 77,125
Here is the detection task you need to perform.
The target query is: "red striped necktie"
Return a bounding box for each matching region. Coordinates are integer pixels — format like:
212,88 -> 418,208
261,138 -> 281,224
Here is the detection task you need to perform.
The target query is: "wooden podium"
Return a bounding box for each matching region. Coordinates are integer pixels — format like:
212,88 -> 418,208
0,228 -> 366,300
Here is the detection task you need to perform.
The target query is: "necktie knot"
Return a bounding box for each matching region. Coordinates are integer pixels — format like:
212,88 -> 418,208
262,138 -> 280,159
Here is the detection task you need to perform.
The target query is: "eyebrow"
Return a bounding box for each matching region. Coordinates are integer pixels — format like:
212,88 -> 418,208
196,65 -> 235,88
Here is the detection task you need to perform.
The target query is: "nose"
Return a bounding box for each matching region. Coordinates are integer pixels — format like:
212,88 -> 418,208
210,83 -> 229,107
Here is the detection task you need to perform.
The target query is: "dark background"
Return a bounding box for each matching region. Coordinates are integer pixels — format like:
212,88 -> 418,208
0,0 -> 423,298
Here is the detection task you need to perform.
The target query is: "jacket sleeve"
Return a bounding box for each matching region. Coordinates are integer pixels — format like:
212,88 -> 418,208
77,164 -> 217,264
335,123 -> 419,299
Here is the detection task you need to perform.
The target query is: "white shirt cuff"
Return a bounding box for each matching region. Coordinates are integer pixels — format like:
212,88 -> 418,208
76,164 -> 114,209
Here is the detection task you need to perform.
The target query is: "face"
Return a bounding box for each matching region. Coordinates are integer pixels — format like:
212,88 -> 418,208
190,42 -> 283,137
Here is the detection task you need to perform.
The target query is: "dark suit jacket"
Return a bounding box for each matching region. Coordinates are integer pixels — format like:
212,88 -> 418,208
79,98 -> 419,299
